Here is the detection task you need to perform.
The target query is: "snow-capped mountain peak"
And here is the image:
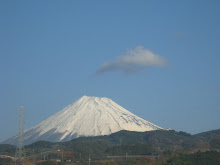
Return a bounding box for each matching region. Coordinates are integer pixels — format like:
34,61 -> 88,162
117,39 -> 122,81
3,96 -> 163,145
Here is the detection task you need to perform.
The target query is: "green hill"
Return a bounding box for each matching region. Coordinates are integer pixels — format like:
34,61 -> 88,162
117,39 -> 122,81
194,129 -> 220,150
1,129 -> 220,157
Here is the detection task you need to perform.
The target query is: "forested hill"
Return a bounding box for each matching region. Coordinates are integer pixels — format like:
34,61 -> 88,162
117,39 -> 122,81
1,129 -> 220,156
194,129 -> 220,140
62,129 -> 210,154
194,129 -> 220,150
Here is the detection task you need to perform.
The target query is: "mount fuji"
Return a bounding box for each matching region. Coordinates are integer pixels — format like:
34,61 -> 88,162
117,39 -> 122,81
3,96 -> 163,145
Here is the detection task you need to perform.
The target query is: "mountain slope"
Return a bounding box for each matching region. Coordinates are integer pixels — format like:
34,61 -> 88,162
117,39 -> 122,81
3,96 -> 162,145
2,129 -> 220,157
194,129 -> 220,141
194,129 -> 220,149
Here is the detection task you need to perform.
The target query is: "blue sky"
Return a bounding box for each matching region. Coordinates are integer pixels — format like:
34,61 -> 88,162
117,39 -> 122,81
1,0 -> 220,142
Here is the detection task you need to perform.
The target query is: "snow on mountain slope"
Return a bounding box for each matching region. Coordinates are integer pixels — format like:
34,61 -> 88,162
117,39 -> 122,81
3,96 -> 163,145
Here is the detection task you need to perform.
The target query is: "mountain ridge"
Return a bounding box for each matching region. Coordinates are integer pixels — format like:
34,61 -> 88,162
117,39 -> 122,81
1,129 -> 220,157
3,96 -> 163,145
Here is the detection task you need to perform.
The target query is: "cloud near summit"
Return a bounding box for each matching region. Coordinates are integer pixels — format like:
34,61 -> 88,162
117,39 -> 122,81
96,46 -> 169,74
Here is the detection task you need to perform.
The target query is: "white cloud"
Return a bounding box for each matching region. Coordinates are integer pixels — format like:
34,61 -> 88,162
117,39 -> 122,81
96,46 -> 169,74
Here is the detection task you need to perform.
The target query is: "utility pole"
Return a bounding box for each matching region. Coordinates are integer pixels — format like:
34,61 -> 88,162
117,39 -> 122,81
33,149 -> 36,165
15,106 -> 25,165
88,154 -> 91,165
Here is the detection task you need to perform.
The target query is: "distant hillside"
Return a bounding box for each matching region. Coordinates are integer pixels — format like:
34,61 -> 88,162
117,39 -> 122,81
1,129 -> 220,157
195,129 -> 220,140
194,129 -> 220,150
63,130 -> 209,154
0,144 -> 15,155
